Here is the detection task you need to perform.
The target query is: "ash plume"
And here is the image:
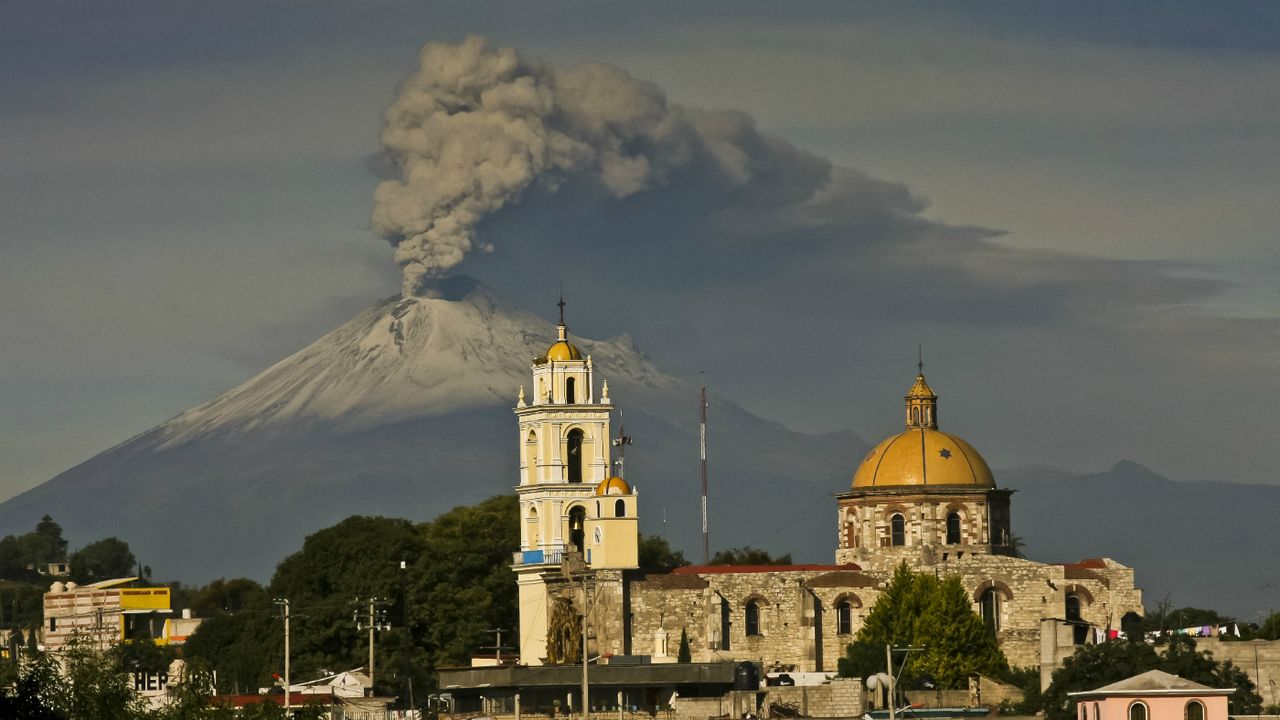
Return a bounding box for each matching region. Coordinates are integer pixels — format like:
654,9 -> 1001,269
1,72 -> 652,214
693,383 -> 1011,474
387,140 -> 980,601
373,36 -> 832,296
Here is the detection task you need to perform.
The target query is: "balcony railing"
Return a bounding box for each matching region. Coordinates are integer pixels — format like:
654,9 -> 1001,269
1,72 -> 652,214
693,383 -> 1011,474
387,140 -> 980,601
511,547 -> 590,566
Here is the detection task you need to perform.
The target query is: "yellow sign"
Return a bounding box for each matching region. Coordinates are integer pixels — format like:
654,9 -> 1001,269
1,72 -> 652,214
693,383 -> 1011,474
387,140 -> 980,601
119,588 -> 171,610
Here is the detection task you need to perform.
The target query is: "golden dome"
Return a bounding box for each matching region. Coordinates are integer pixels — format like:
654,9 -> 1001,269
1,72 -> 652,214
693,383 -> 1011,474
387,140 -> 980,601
852,428 -> 994,488
852,367 -> 994,488
595,476 -> 631,495
546,338 -> 582,361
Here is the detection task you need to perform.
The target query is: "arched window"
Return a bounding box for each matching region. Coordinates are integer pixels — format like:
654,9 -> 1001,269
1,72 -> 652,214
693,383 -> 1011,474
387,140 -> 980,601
719,597 -> 732,650
946,512 -> 962,544
1080,704 -> 1088,720
890,513 -> 905,546
568,506 -> 586,553
565,377 -> 576,404
836,600 -> 852,635
745,601 -> 761,636
615,499 -> 625,517
566,429 -> 584,483
1066,594 -> 1088,645
979,587 -> 1001,636
1128,701 -> 1147,720
1184,700 -> 1204,720
912,407 -> 921,425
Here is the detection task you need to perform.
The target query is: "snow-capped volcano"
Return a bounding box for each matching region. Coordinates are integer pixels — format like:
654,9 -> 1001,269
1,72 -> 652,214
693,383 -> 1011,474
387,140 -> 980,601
155,276 -> 677,448
0,279 -> 861,581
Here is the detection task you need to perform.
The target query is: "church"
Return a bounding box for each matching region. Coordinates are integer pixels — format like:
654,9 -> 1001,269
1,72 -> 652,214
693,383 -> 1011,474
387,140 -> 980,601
442,308 -> 1144,714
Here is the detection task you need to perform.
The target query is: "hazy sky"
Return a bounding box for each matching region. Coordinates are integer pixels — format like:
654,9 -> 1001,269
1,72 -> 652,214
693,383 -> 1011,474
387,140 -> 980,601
3,1 -> 1278,503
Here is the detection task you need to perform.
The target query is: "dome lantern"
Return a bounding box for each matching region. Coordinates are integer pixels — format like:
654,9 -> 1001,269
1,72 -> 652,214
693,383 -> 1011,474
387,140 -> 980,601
905,349 -> 937,429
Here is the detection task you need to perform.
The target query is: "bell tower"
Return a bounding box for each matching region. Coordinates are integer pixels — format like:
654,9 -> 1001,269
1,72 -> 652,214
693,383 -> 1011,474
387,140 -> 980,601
512,297 -> 638,665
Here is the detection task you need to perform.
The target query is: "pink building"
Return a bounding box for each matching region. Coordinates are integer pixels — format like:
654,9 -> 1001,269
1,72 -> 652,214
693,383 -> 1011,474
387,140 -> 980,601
1068,669 -> 1233,720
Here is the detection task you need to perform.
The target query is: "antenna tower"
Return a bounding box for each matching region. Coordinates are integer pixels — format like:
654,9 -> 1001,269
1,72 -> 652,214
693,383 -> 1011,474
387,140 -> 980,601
700,385 -> 709,564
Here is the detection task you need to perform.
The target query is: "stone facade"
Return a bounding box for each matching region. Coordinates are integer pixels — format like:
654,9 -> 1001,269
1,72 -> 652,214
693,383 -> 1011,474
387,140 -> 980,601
510,318 -> 1145,677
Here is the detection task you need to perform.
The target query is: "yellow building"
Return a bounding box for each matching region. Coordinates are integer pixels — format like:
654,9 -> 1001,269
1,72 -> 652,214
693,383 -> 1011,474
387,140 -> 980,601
42,577 -> 174,653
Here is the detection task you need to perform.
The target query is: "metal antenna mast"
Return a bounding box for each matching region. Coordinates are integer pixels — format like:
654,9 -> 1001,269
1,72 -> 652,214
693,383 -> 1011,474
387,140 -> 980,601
700,385 -> 709,565
612,412 -> 633,478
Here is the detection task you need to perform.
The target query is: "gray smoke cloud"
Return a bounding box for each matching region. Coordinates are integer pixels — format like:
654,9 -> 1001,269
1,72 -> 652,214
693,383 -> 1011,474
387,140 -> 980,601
373,36 -> 832,295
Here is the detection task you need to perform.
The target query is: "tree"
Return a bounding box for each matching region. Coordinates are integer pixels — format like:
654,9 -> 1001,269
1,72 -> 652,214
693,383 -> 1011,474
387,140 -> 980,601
709,546 -> 791,566
912,576 -> 1007,688
188,578 -> 267,617
546,595 -> 581,664
1039,635 -> 1261,720
1258,611 -> 1280,641
677,627 -> 692,663
838,563 -> 1006,689
638,534 -> 689,570
71,537 -> 138,584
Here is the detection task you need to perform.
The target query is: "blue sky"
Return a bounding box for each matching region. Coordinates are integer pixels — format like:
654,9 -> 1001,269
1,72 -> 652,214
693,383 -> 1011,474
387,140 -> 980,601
2,1 -> 1278,501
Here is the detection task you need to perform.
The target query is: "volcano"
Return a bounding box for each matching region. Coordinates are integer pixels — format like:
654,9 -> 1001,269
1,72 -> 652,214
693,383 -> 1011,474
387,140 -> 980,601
0,278 -> 862,581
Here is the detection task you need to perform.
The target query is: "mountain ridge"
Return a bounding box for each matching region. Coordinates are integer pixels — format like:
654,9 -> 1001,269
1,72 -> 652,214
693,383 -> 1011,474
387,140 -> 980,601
0,279 -> 863,581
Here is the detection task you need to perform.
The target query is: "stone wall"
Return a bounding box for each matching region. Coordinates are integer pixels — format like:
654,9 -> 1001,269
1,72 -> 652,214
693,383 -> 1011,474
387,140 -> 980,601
761,678 -> 864,718
1195,638 -> 1280,707
617,554 -> 1142,677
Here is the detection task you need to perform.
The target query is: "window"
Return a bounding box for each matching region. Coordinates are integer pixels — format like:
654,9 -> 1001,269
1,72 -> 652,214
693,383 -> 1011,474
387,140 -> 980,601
836,600 -> 852,635
1128,701 -> 1148,720
566,377 -> 576,404
912,407 -> 920,425
615,499 -> 625,517
1066,594 -> 1088,644
745,601 -> 761,636
1080,704 -> 1088,720
568,506 -> 586,552
1184,700 -> 1205,720
567,429 -> 584,482
49,617 -> 56,632
720,598 -> 731,651
979,587 -> 1000,636
946,512 -> 961,544
890,513 -> 905,546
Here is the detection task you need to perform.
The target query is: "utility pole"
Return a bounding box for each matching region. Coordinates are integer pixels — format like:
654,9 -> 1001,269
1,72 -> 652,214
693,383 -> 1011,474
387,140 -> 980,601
885,645 -> 923,720
483,627 -> 509,663
401,560 -> 414,714
561,554 -> 594,720
274,598 -> 291,715
355,597 -> 390,692
700,386 -> 709,565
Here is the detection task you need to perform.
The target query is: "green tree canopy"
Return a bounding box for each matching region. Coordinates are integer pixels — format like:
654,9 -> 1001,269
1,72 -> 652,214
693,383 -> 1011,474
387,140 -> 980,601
638,534 -> 689,570
70,537 -> 137,584
838,563 -> 1006,689
184,495 -> 521,700
188,578 -> 268,617
709,546 -> 791,566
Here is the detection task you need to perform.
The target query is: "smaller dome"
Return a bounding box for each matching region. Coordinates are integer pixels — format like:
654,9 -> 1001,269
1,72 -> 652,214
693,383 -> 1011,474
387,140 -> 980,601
596,476 -> 631,495
546,339 -> 582,361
